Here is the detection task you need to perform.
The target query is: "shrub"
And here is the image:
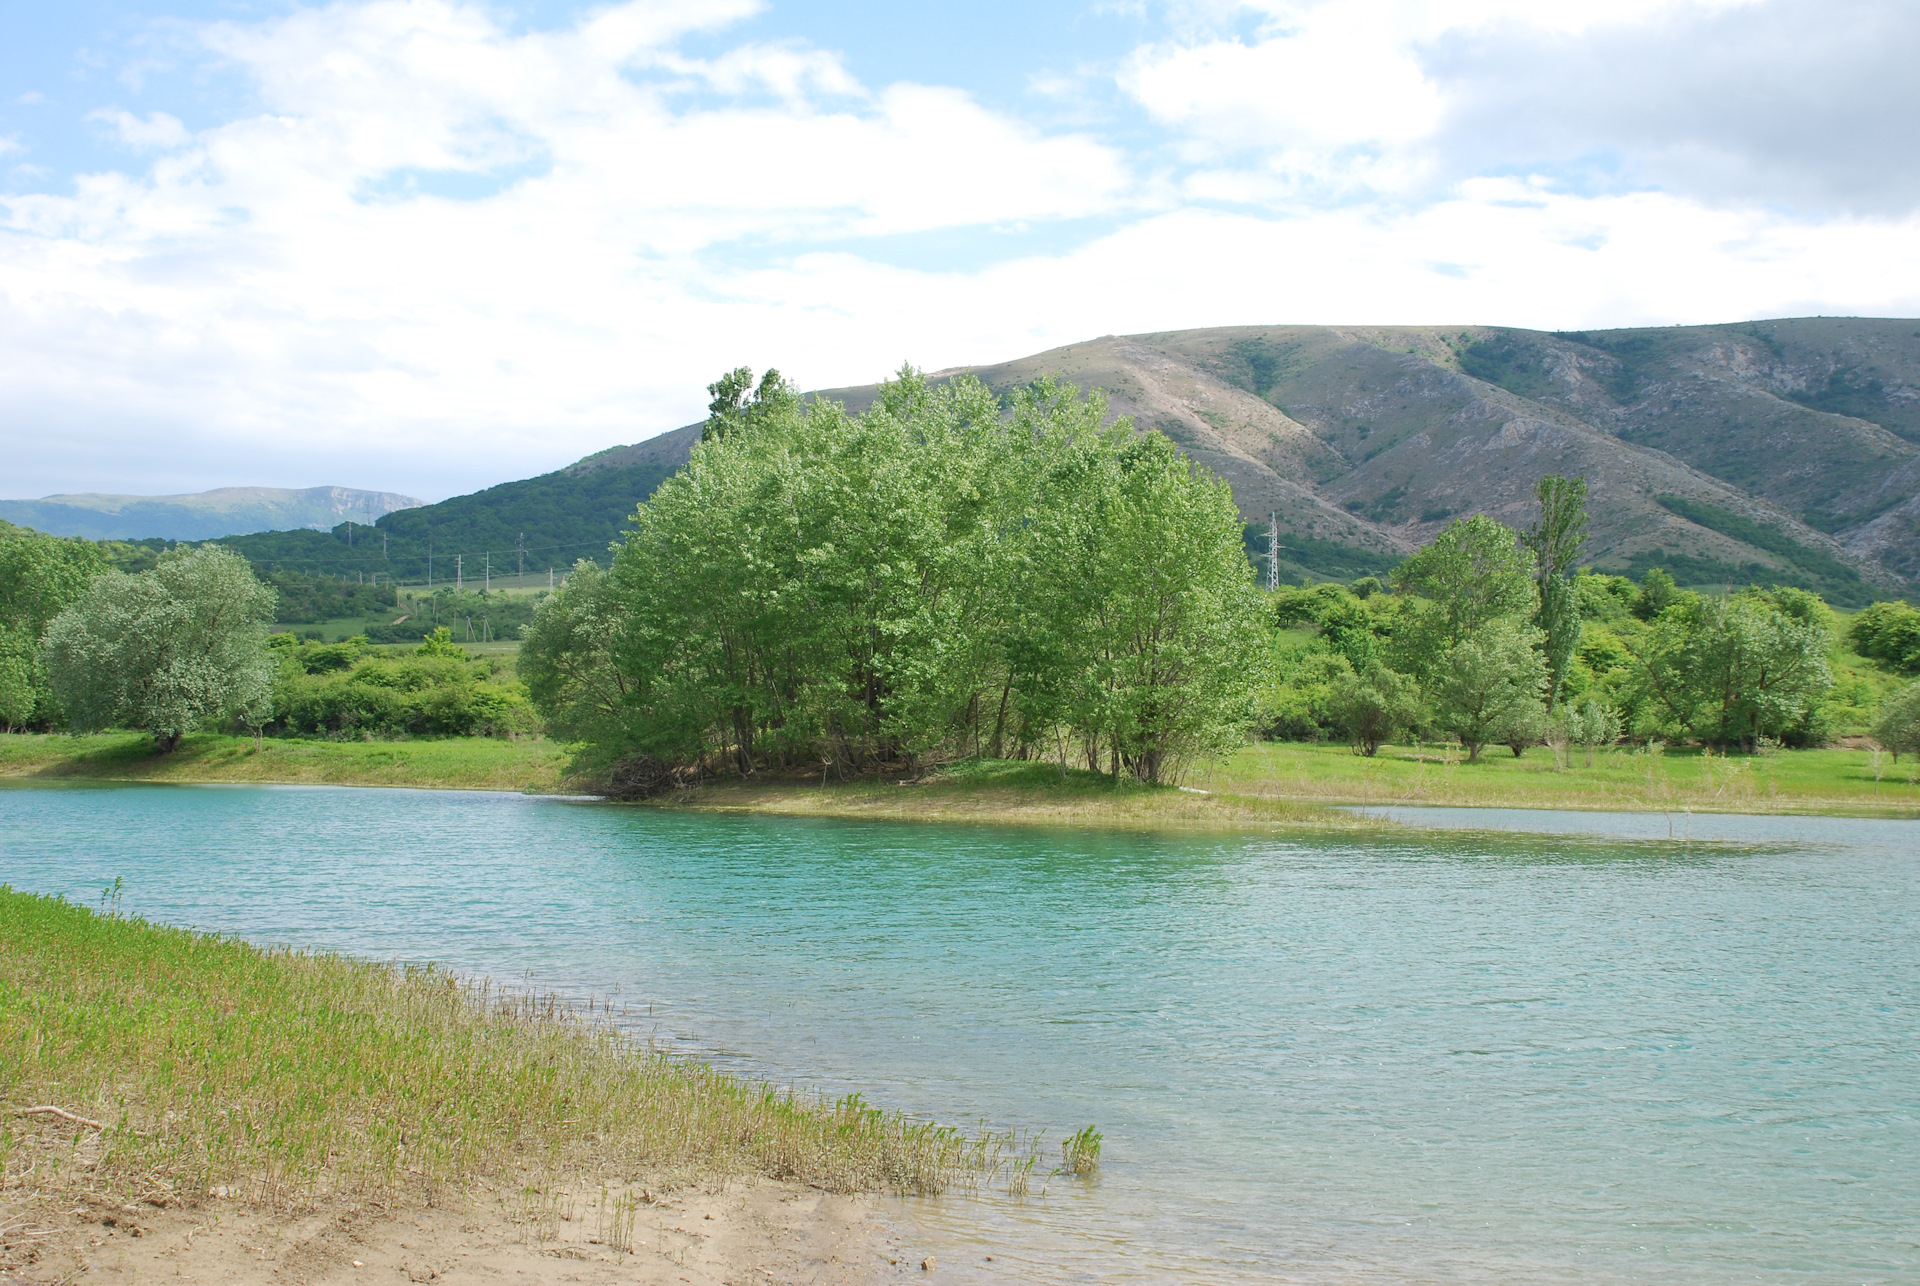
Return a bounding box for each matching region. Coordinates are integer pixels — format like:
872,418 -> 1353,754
268,634 -> 536,738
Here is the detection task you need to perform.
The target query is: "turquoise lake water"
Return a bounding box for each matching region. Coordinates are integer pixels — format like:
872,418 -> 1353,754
2,782 -> 1916,1283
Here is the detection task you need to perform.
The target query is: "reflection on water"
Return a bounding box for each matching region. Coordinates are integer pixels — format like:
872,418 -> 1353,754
3,782 -> 1916,1284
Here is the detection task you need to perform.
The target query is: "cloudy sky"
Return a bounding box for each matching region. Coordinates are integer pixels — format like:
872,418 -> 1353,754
4,0 -> 1918,500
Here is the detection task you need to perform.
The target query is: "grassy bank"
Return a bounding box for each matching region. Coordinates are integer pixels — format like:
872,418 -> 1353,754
1194,741 -> 1920,817
0,731 -> 569,793
7,731 -> 1908,819
652,758 -> 1348,831
0,888 -> 1017,1219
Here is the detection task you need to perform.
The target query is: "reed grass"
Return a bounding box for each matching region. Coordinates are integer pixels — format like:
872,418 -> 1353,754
0,888 -> 1034,1214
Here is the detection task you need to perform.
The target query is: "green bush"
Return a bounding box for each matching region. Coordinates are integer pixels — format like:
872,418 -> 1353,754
1850,601 -> 1920,674
268,631 -> 537,738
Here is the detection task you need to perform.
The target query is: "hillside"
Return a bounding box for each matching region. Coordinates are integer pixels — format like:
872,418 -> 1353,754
0,486 -> 421,541
796,318 -> 1920,603
203,318 -> 1920,604
218,459 -> 677,584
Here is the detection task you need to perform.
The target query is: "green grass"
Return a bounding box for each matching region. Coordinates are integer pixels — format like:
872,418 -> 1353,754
0,889 -> 1032,1212
1193,741 -> 1920,817
0,732 -> 569,793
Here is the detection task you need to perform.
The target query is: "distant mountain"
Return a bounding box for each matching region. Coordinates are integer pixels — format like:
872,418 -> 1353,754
216,317 -> 1920,606
0,486 -> 423,541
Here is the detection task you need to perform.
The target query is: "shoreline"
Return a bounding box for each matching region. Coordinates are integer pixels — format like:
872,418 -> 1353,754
5,732 -> 1917,822
0,890 -> 971,1286
4,1171 -> 888,1286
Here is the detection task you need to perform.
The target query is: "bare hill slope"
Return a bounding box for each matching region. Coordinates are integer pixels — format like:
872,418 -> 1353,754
204,318 -> 1920,601
782,318 -> 1917,602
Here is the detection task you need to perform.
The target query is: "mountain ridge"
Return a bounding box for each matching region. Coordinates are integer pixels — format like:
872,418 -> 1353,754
0,486 -> 423,542
83,316 -> 1919,608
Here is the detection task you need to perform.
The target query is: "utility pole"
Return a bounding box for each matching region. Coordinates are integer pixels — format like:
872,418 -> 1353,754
456,554 -> 462,590
484,551 -> 490,592
428,535 -> 434,588
517,533 -> 525,588
549,567 -> 554,591
1267,512 -> 1279,592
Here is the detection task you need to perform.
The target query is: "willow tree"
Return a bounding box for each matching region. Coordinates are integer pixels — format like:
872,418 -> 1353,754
41,545 -> 275,750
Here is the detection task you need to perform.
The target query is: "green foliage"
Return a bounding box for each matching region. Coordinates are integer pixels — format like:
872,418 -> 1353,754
268,633 -> 535,738
527,369 -> 1266,784
265,570 -> 398,624
1562,694 -> 1622,766
701,367 -> 799,443
1254,637 -> 1350,742
1871,681 -> 1920,760
1573,572 -> 1637,622
1329,661 -> 1423,756
415,626 -> 466,657
1271,582 -> 1399,672
1391,514 -> 1537,675
219,462 -> 677,583
519,561 -> 630,750
1426,619 -> 1549,761
1632,568 -> 1681,620
1849,601 -> 1920,674
1525,475 -> 1588,705
41,545 -> 277,749
0,521 -> 111,729
1628,588 -> 1835,749
364,588 -> 546,645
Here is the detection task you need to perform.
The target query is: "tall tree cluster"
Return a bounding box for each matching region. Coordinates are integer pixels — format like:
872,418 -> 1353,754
522,369 -> 1267,783
1262,476 -> 1846,757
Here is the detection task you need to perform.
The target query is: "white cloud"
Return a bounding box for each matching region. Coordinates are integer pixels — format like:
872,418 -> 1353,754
0,0 -> 1132,496
0,0 -> 1915,499
89,109 -> 192,150
1122,5 -> 1445,154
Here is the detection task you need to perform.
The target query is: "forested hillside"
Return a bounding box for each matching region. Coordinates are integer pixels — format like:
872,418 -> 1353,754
218,459 -> 677,584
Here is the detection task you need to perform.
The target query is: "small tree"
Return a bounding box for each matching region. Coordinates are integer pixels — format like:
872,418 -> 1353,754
1329,662 -> 1422,756
1567,694 -> 1622,767
1391,514 -> 1537,677
1872,681 -> 1920,762
1428,620 -> 1549,762
42,545 -> 276,750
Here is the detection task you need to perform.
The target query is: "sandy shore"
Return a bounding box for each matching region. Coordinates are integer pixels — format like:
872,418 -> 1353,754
1,1177 -> 943,1286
